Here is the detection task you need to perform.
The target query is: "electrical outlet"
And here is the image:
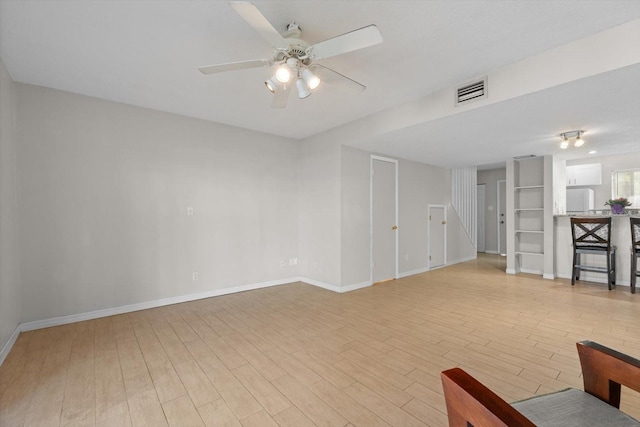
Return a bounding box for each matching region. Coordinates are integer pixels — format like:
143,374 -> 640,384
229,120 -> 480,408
280,260 -> 286,267
187,207 -> 194,216
192,272 -> 199,281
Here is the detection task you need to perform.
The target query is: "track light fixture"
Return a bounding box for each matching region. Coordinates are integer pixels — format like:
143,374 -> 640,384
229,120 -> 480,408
559,130 -> 585,149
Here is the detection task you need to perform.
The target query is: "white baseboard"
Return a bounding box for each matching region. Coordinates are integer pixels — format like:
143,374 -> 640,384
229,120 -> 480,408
298,277 -> 341,293
339,280 -> 372,293
484,250 -> 500,254
398,267 -> 429,278
506,268 -> 517,275
520,268 -> 543,275
555,272 -> 630,287
297,277 -> 371,293
446,255 -> 477,267
543,273 -> 555,280
19,277 -> 300,332
0,326 -> 21,366
10,275 -> 365,344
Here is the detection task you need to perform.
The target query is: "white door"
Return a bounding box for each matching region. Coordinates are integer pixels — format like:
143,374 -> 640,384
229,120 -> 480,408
498,179 -> 507,255
477,184 -> 486,252
428,205 -> 446,269
371,157 -> 397,283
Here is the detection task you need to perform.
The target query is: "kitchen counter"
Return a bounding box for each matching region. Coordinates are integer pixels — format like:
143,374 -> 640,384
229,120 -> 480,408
554,215 -> 637,287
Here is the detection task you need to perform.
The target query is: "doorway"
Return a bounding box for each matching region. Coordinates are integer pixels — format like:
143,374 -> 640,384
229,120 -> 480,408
371,156 -> 398,283
497,179 -> 507,255
428,205 -> 447,269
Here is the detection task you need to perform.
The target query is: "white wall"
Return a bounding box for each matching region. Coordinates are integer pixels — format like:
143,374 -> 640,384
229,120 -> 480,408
0,60 -> 21,356
567,151 -> 640,208
477,168 -> 506,253
16,84 -> 300,322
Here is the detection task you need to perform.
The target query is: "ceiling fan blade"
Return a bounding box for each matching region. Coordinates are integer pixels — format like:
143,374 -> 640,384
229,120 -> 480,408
229,2 -> 287,48
310,25 -> 383,60
198,58 -> 271,74
271,82 -> 292,108
310,64 -> 366,94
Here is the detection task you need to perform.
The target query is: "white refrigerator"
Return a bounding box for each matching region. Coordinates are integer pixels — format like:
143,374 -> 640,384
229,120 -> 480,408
566,188 -> 595,213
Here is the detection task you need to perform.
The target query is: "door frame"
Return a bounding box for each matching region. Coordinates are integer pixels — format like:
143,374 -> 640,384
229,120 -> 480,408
370,155 -> 398,283
497,179 -> 506,255
477,183 -> 486,253
428,204 -> 447,270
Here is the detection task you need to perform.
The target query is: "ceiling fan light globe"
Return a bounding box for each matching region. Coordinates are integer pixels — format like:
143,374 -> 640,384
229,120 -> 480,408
275,66 -> 291,83
296,78 -> 311,99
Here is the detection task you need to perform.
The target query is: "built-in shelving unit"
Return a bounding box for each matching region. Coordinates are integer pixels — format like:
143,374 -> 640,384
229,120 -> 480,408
506,155 -> 560,280
508,156 -> 546,275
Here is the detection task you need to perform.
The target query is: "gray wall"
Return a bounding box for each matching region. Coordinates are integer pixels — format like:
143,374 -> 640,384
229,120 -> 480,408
1,80 -> 478,355
339,146 -> 477,286
340,146 -> 370,286
477,167 -> 506,253
567,152 -> 640,208
298,138 -> 341,285
16,84 -> 300,322
0,60 -> 21,354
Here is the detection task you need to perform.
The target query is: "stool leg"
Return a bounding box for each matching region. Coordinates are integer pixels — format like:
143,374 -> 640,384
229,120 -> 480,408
631,253 -> 637,294
607,251 -> 612,291
571,251 -> 578,286
611,250 -> 616,288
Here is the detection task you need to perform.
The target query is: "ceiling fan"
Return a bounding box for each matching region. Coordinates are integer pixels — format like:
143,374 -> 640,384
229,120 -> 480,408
198,1 -> 383,108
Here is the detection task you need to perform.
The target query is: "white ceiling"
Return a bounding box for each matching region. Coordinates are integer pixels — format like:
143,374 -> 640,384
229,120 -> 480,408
2,1 -> 640,168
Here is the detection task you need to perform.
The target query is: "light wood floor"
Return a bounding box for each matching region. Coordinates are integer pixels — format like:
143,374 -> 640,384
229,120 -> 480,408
1,254 -> 639,427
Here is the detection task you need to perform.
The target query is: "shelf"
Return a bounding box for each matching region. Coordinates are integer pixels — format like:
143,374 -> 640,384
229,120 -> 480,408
515,251 -> 544,256
515,185 -> 544,190
515,230 -> 544,234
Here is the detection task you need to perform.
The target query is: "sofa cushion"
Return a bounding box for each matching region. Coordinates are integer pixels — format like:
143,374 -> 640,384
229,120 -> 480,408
512,388 -> 640,426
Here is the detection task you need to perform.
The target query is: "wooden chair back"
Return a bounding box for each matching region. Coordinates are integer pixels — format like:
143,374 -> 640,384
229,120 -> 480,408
631,217 -> 640,254
570,217 -> 612,250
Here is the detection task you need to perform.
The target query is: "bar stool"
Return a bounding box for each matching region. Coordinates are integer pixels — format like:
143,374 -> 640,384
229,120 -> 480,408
631,217 -> 640,294
570,217 -> 616,289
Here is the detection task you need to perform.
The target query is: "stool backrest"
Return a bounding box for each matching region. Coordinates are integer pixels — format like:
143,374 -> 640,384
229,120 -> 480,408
570,217 -> 612,250
631,217 -> 640,252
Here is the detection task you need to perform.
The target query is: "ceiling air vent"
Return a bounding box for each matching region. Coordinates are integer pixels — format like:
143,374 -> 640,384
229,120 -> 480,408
455,77 -> 487,106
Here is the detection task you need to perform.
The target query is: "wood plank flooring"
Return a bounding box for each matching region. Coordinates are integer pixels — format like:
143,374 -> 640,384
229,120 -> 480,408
1,254 -> 639,426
